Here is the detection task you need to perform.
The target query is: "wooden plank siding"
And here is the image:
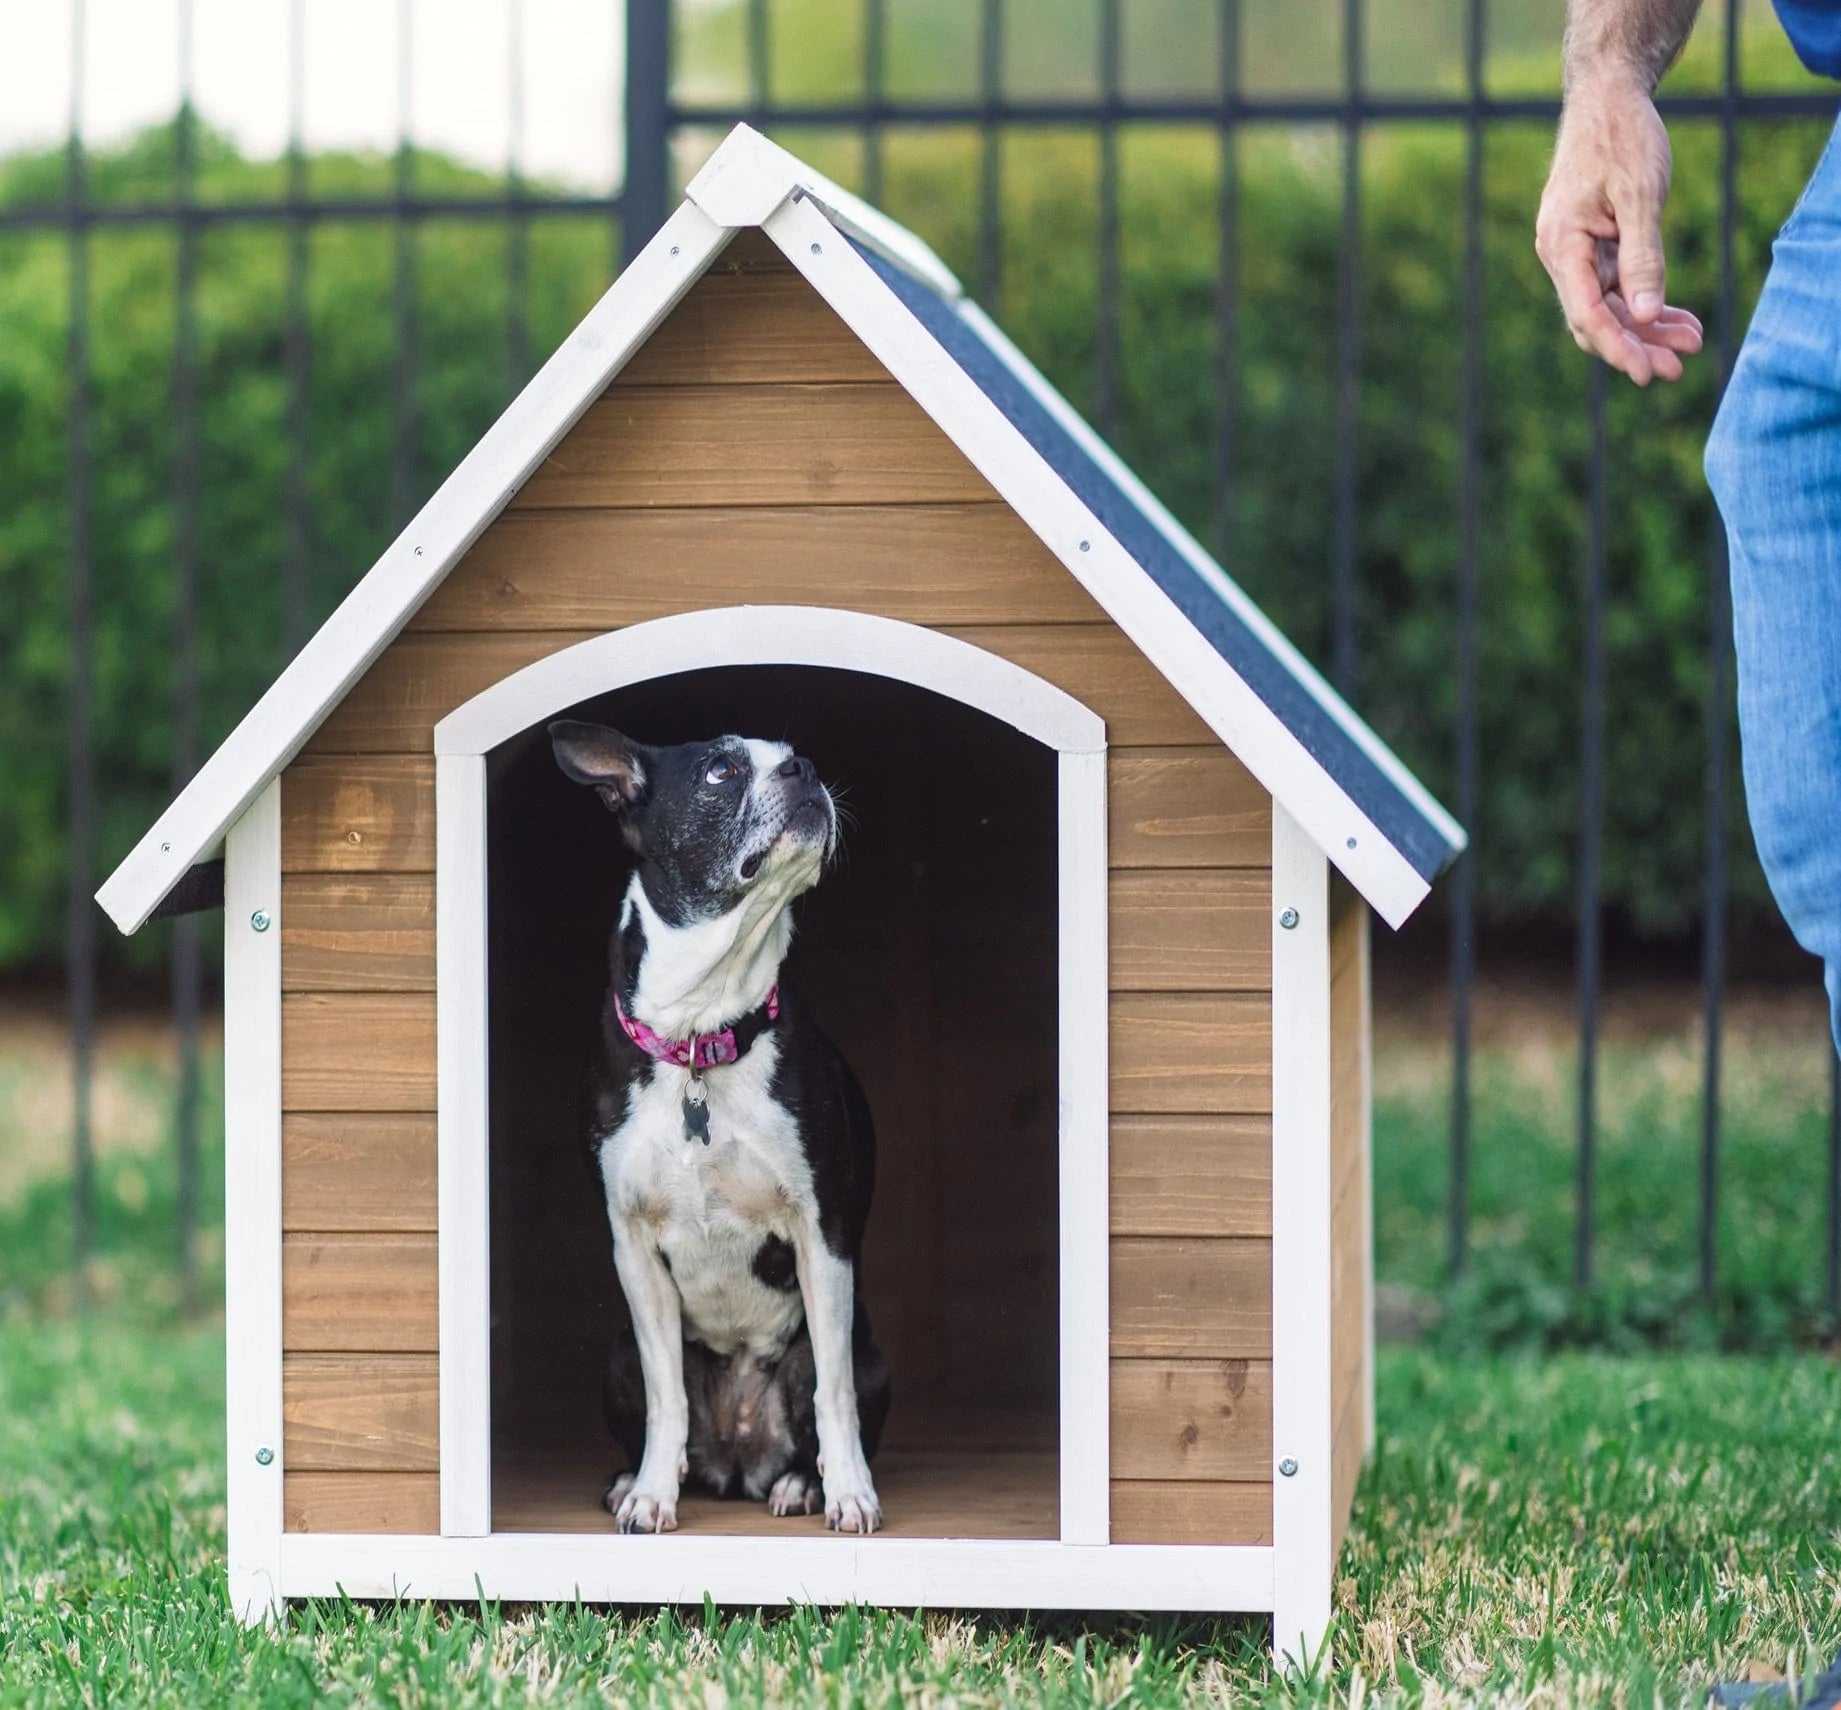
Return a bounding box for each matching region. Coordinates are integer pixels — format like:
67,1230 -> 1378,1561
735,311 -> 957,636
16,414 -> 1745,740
278,255 -> 1275,1543
1327,884 -> 1372,1561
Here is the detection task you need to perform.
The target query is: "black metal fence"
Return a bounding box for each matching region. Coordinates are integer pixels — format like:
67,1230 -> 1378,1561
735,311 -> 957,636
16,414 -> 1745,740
23,0 -> 1841,1315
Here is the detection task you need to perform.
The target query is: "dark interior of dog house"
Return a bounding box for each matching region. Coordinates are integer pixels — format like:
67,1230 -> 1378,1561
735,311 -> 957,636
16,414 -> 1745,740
486,666 -> 1062,1538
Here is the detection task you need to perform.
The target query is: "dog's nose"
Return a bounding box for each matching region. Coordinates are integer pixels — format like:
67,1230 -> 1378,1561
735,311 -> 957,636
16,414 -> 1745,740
777,755 -> 815,783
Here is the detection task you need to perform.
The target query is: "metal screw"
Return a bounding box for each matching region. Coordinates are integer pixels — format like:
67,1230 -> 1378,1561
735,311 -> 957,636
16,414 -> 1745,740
670,245 -> 680,256
1278,1457 -> 1299,1478
1346,836 -> 1357,850
250,909 -> 272,933
1078,540 -> 1091,552
1278,907 -> 1299,931
810,242 -> 822,254
254,1446 -> 275,1467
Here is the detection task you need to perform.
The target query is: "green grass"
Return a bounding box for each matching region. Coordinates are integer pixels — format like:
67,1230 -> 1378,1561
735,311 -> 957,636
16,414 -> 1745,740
1375,1025 -> 1839,1353
2,1316 -> 1838,1705
4,1022 -> 1839,1700
0,1024 -> 224,1325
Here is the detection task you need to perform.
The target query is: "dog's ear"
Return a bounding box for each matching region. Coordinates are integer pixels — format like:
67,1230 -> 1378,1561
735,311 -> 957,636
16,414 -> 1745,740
549,720 -> 648,814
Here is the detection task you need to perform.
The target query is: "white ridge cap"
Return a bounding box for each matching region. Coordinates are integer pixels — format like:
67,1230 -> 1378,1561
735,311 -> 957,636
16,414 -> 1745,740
686,122 -> 962,301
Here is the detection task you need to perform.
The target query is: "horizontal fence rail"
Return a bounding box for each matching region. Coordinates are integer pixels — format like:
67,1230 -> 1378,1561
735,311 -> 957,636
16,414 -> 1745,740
28,0 -> 1841,1330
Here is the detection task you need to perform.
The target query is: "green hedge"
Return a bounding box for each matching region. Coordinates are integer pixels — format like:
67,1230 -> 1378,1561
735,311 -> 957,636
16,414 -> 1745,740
0,89 -> 1832,975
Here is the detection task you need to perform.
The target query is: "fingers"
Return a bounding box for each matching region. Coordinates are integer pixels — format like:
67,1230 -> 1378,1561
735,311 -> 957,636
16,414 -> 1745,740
1534,88 -> 1696,385
1611,170 -> 1669,322
1548,231 -> 1656,384
1603,291 -> 1703,354
1542,228 -> 1701,386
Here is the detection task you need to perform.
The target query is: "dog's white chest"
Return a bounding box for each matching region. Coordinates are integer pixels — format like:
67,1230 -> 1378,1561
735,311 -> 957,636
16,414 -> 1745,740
601,1039 -> 812,1358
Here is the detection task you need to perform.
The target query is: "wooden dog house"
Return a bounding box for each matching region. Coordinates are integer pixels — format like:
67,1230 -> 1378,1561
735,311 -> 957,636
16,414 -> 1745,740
97,125 -> 1462,1662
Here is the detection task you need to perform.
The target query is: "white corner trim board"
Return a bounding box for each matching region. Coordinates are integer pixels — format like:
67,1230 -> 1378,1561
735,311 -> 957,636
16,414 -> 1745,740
758,192 -> 1435,929
95,200 -> 734,938
224,780 -> 284,1626
279,1533 -> 1276,1614
433,608 -> 1110,1549
433,607 -> 1105,757
1269,805 -> 1334,1670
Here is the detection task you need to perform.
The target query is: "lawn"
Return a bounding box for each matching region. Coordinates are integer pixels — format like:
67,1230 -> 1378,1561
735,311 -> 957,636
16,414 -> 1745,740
3,1006 -> 1840,1702
1,1317 -> 1838,1705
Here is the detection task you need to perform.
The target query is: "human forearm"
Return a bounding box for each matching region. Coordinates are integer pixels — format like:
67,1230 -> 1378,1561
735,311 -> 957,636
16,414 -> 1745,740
1562,0 -> 1704,97
1535,0 -> 1705,382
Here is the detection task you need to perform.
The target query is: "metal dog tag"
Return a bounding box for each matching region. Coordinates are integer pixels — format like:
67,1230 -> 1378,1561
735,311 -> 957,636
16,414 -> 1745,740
682,1070 -> 712,1146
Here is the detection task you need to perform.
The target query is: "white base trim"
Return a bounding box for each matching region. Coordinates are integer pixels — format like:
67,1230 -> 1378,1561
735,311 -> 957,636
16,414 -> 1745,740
279,1534 -> 1275,1613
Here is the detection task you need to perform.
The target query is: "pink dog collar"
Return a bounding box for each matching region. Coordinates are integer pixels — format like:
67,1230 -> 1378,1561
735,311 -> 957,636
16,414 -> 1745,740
613,986 -> 781,1070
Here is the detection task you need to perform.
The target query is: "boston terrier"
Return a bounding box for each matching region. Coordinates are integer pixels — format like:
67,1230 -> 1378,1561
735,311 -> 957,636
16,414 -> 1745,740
549,719 -> 890,1535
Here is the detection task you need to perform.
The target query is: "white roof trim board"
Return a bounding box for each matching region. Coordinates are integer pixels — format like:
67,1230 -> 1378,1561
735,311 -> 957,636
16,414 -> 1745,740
99,123 -> 1464,937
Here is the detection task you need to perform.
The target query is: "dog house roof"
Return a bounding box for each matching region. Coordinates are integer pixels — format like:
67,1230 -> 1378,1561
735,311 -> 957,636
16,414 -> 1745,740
98,124 -> 1463,938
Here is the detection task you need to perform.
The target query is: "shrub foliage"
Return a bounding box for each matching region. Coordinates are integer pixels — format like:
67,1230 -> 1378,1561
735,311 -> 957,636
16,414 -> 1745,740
0,103 -> 1830,972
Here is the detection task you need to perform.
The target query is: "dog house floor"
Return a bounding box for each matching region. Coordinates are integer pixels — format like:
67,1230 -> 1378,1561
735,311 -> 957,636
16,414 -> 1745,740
493,1414 -> 1059,1540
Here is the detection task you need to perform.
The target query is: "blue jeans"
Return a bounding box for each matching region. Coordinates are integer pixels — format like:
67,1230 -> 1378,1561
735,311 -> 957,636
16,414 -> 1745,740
1705,112 -> 1841,1054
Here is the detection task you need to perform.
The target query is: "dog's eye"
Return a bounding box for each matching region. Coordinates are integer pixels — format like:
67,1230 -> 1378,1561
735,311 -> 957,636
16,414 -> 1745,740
705,759 -> 735,786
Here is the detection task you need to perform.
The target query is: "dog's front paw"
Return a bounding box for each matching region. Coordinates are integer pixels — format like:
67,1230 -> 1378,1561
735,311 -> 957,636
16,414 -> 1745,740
606,1474 -> 679,1534
823,1470 -> 882,1535
767,1469 -> 821,1517
602,1471 -> 635,1516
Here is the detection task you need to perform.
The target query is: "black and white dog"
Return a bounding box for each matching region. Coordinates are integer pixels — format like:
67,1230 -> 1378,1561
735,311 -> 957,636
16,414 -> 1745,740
549,719 -> 889,1535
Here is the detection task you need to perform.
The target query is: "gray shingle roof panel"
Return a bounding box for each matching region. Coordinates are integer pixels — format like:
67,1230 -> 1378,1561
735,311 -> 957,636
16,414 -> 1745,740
852,239 -> 1460,884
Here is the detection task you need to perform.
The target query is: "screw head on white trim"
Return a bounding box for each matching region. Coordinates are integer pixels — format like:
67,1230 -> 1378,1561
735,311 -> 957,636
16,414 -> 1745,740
1278,907 -> 1300,930
254,1445 -> 275,1466
250,909 -> 272,933
1278,1456 -> 1299,1477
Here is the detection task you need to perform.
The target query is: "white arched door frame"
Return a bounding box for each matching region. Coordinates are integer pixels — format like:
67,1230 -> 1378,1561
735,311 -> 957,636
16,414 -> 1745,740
431,606 -> 1109,1552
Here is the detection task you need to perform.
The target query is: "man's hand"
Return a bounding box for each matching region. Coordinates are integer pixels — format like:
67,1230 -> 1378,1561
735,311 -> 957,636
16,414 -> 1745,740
1537,3 -> 1706,384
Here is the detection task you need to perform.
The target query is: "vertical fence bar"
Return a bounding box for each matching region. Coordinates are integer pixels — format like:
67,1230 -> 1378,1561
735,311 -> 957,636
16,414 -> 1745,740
747,0 -> 768,124
862,0 -> 885,206
1449,0 -> 1485,1280
506,0 -> 530,399
172,0 -> 202,1315
1096,0 -> 1121,438
1214,0 -> 1240,561
1575,360 -> 1608,1292
65,0 -> 95,1313
624,0 -> 670,266
390,0 -> 418,530
1331,0 -> 1362,693
1699,0 -> 1740,1307
977,0 -> 1003,308
283,0 -> 311,654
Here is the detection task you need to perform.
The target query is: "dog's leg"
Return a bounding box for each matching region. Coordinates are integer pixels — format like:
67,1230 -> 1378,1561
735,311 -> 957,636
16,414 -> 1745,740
792,1233 -> 881,1534
601,1324 -> 648,1516
609,1224 -> 688,1533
